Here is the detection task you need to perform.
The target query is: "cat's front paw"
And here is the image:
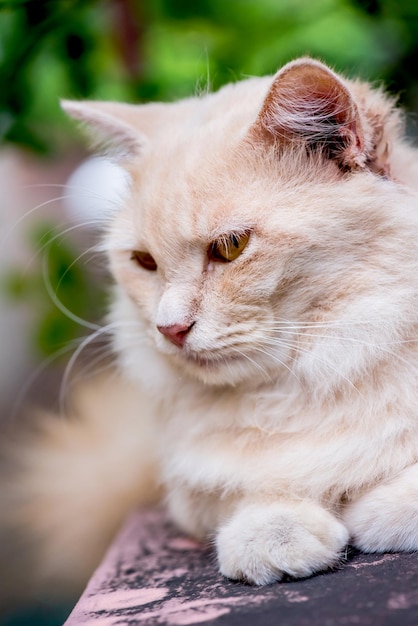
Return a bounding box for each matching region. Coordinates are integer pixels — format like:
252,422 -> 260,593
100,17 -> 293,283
216,501 -> 348,585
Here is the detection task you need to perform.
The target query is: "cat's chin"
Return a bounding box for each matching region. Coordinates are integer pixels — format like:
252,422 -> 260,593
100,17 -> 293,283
172,350 -> 268,388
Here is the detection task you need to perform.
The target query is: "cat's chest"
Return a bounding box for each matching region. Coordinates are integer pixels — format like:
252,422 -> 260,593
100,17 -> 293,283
159,388 -> 418,501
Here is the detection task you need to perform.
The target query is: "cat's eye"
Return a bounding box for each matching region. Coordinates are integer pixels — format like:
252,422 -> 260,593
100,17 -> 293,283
130,250 -> 157,271
209,231 -> 250,263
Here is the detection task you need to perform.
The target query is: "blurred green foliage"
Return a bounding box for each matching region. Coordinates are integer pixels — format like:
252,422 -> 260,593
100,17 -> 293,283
1,0 -> 418,154
1,0 -> 418,359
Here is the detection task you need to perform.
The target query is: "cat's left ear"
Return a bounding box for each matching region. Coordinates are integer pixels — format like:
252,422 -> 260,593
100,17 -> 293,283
61,100 -> 148,157
250,58 -> 366,171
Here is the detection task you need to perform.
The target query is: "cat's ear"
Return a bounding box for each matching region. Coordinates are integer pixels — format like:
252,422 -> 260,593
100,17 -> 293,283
250,58 -> 365,170
61,100 -> 146,157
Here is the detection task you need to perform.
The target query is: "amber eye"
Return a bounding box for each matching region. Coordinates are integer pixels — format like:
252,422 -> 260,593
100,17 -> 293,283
209,231 -> 250,263
130,250 -> 157,271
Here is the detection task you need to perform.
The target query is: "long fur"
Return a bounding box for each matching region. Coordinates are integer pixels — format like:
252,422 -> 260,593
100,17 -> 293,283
3,57 -> 418,599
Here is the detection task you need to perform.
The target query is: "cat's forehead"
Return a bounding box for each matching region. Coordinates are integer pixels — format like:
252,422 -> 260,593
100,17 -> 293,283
128,132 -> 256,243
128,78 -> 272,204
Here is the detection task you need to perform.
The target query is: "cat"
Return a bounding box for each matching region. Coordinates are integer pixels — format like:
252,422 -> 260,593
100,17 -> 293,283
3,56 -> 418,599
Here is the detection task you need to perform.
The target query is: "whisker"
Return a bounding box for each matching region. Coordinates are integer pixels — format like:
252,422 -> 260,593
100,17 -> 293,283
42,251 -> 102,332
11,321 -> 137,423
249,344 -> 303,387
58,321 -> 145,415
283,329 -> 418,346
0,195 -> 92,249
72,354 -> 116,385
9,339 -> 83,423
23,182 -> 126,212
262,318 -> 387,330
230,347 -> 273,383
256,336 -> 365,399
19,219 -> 106,279
53,243 -> 104,295
59,328 -> 114,416
268,329 -> 383,347
264,331 -> 416,371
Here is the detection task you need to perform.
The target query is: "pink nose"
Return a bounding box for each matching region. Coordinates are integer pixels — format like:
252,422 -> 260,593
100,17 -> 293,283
157,322 -> 194,347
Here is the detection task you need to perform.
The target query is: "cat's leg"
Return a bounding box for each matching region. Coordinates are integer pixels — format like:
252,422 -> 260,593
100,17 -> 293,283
167,487 -> 239,540
216,500 -> 349,585
342,463 -> 418,552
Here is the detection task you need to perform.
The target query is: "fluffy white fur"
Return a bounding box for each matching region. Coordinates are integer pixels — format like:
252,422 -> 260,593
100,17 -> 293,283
3,58 -> 418,598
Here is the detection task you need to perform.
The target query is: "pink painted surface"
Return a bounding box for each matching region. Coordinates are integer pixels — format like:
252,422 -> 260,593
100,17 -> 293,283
64,508 -> 418,626
64,509 -> 277,626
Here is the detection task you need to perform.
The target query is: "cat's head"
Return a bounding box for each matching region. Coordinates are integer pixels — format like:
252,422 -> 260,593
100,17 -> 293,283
63,58 -> 408,392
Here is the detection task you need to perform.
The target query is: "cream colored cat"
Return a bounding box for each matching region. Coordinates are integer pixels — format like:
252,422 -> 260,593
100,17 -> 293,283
3,57 -> 418,597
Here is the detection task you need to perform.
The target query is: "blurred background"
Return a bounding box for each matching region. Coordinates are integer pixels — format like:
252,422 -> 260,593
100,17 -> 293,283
1,0 -> 418,623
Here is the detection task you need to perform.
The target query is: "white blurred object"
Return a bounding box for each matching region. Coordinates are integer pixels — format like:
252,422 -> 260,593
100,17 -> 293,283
64,157 -> 130,225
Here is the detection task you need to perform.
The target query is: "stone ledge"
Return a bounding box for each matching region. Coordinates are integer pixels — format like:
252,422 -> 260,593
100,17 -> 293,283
64,508 -> 418,626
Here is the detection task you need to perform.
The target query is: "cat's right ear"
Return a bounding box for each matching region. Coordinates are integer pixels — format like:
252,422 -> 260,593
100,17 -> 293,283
61,100 -> 145,157
248,58 -> 366,171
